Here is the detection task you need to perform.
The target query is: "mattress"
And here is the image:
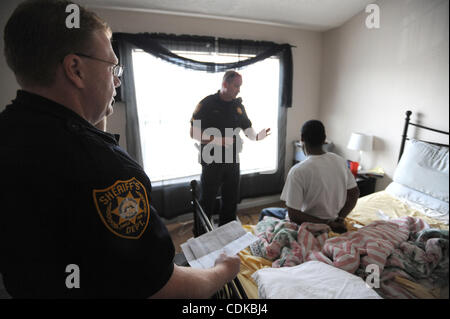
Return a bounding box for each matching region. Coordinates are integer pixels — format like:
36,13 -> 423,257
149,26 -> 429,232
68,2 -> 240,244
347,191 -> 448,230
238,191 -> 449,299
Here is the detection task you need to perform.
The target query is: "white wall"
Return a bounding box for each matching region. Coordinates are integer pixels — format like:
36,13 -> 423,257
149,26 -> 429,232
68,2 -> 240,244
0,3 -> 323,177
319,0 -> 449,191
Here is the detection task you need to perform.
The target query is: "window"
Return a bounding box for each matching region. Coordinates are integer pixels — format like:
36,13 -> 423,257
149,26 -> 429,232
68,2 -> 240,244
132,50 -> 280,183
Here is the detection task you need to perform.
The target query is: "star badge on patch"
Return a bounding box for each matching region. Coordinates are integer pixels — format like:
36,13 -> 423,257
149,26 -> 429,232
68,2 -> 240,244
93,177 -> 150,239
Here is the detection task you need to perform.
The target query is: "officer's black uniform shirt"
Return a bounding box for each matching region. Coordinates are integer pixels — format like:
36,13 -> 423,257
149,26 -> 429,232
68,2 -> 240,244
0,90 -> 175,298
191,91 -> 252,165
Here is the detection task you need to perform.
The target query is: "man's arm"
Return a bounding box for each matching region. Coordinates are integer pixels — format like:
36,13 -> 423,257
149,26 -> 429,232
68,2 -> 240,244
337,186 -> 360,220
288,207 -> 346,233
243,127 -> 271,141
150,253 -> 240,299
325,186 -> 359,233
287,207 -> 328,225
286,194 -> 358,234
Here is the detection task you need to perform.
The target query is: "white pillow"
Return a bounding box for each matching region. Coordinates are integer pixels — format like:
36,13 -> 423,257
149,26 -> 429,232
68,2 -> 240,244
386,182 -> 449,222
394,140 -> 449,202
251,261 -> 382,299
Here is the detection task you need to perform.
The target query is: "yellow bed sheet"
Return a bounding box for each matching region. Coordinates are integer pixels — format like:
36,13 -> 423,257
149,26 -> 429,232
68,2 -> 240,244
347,191 -> 448,230
238,191 -> 448,299
237,225 -> 270,299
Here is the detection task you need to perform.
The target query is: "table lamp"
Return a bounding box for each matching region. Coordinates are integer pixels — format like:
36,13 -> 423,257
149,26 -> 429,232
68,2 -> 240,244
347,132 -> 373,172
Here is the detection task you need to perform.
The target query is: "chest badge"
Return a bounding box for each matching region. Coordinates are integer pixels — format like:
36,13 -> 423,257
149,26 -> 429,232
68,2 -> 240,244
236,107 -> 243,115
93,177 -> 150,240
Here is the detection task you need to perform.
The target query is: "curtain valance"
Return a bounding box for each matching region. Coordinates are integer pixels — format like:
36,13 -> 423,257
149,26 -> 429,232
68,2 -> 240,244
113,32 -> 293,108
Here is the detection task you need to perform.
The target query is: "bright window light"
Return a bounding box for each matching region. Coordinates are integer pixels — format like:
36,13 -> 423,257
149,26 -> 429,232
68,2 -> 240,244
132,50 -> 279,183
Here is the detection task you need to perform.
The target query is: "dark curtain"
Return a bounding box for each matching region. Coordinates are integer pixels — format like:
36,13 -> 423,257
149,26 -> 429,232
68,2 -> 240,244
112,40 -> 143,166
113,33 -> 292,108
112,32 -> 292,220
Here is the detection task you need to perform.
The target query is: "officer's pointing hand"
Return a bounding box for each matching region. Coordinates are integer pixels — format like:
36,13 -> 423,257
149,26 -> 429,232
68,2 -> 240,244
256,128 -> 271,141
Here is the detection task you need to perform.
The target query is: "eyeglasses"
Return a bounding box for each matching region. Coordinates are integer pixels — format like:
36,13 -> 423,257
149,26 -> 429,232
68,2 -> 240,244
74,53 -> 124,77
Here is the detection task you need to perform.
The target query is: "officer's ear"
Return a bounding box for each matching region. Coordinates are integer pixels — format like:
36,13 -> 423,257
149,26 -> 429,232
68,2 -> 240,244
222,80 -> 228,92
61,54 -> 85,89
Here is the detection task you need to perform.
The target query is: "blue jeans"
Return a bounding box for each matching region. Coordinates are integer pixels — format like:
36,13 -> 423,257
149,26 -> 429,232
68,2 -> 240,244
259,207 -> 288,221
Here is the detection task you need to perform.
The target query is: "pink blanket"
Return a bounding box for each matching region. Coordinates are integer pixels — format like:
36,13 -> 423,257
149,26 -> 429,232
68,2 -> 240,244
250,216 -> 444,298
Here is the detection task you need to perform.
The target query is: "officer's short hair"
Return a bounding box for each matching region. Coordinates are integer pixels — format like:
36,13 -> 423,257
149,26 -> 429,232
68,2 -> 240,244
223,70 -> 241,84
4,0 -> 111,87
301,120 -> 326,147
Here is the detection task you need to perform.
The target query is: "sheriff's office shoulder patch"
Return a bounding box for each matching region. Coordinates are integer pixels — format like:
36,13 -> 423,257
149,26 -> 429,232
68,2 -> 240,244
93,177 -> 150,240
236,107 -> 243,115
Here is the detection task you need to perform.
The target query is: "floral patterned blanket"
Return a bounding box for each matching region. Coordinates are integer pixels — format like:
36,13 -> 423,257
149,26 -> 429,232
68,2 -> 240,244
249,216 -> 448,298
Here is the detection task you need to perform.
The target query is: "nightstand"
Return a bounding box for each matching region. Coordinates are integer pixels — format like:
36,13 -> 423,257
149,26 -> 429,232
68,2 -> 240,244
356,175 -> 376,197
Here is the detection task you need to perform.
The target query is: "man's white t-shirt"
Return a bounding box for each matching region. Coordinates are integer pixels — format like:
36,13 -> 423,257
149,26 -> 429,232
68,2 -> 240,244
280,152 -> 357,221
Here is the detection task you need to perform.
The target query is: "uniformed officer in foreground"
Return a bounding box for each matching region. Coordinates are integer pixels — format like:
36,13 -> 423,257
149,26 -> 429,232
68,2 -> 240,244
0,0 -> 240,298
190,71 -> 271,232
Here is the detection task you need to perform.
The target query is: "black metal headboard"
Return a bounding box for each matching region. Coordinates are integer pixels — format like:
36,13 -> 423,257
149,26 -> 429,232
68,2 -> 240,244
398,110 -> 449,162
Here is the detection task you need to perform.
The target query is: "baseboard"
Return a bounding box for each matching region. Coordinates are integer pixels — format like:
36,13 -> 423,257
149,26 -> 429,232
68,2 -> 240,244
237,194 -> 282,210
163,194 -> 282,225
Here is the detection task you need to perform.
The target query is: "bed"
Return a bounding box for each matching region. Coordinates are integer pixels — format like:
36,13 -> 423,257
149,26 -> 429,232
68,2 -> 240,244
190,110 -> 449,299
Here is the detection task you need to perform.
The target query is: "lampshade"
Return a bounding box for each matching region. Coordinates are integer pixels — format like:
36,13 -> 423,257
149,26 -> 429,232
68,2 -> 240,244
347,132 -> 373,151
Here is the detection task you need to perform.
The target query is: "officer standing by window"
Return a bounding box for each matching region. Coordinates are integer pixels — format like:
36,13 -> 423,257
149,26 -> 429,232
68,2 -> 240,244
190,70 -> 271,234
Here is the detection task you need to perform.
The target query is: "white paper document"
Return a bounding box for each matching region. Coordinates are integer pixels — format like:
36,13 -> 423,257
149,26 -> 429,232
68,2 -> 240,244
181,220 -> 260,269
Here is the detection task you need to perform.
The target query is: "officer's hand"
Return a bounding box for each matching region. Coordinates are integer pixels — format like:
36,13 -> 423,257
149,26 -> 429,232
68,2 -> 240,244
256,128 -> 271,141
214,252 -> 241,283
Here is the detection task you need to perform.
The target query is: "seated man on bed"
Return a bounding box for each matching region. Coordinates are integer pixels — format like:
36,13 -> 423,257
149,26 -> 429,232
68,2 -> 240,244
260,120 -> 360,233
